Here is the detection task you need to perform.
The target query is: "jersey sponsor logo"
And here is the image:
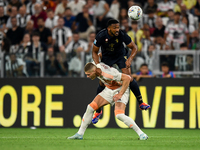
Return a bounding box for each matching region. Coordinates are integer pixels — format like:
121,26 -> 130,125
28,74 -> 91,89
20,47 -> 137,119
116,39 -> 118,43
94,39 -> 97,44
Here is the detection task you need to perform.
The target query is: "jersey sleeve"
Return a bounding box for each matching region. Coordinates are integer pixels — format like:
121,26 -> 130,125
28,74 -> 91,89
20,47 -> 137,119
122,31 -> 132,45
94,34 -> 102,47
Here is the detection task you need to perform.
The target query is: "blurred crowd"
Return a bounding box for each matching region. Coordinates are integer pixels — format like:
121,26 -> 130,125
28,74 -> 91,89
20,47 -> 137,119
0,0 -> 200,79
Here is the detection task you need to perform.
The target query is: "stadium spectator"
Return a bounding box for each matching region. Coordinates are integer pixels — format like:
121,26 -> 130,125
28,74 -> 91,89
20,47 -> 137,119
153,17 -> 165,38
121,18 -> 131,33
127,21 -> 143,51
0,6 -> 9,32
180,5 -> 195,26
6,16 -> 24,51
194,0 -> 200,27
55,52 -> 68,76
68,50 -> 82,77
24,20 -> 34,37
6,6 -> 18,29
87,0 -> 94,15
160,43 -> 176,71
42,0 -> 56,12
175,43 -> 193,71
157,0 -> 174,17
17,33 -> 31,59
26,0 -> 37,16
72,4 -> 95,41
25,32 -> 47,76
161,62 -> 175,78
58,45 -> 67,61
17,6 -> 31,28
92,0 -> 112,32
63,7 -> 75,29
110,0 -> 120,20
174,0 -> 196,12
7,0 -> 22,10
181,15 -> 195,34
119,8 -> 129,25
140,24 -> 153,56
67,0 -> 86,16
132,63 -> 154,81
0,36 -> 11,53
45,9 -> 59,30
166,9 -> 174,25
164,12 -> 189,49
143,9 -> 157,35
52,17 -> 72,49
31,3 -> 47,29
35,17 -> 52,45
45,49 -> 57,76
5,53 -> 26,77
131,56 -> 145,73
85,32 -> 96,64
143,0 -> 158,14
189,30 -> 200,50
65,32 -> 88,60
144,44 -> 157,71
55,0 -> 68,17
155,35 -> 166,50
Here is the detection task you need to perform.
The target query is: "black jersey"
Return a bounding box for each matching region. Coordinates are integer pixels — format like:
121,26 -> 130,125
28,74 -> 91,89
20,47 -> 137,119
94,29 -> 132,61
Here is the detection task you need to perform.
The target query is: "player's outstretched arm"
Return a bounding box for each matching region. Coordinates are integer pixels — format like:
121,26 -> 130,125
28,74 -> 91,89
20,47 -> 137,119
113,74 -> 131,102
126,41 -> 138,68
92,45 -> 100,65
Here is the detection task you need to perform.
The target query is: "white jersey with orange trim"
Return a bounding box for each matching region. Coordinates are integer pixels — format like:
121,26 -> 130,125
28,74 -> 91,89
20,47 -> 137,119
97,63 -> 123,90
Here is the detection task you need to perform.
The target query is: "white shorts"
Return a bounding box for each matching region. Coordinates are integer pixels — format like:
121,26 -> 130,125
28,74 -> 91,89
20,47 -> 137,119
98,87 -> 130,106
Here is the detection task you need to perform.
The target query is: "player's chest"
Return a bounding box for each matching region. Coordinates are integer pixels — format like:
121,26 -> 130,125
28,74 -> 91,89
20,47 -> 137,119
102,38 -> 122,51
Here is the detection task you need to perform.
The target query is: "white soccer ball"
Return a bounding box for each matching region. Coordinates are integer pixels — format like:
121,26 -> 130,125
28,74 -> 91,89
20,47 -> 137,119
128,5 -> 143,20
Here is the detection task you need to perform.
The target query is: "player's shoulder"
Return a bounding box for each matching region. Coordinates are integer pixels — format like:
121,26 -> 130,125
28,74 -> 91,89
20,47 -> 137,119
119,29 -> 128,36
96,29 -> 107,38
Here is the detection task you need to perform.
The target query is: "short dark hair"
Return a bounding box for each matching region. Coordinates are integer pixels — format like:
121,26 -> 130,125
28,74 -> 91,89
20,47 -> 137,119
161,62 -> 169,67
180,43 -> 187,48
131,21 -> 138,24
140,63 -> 148,68
175,12 -> 181,16
107,19 -> 119,27
37,17 -> 44,21
47,8 -> 53,13
32,32 -> 40,37
65,7 -> 71,11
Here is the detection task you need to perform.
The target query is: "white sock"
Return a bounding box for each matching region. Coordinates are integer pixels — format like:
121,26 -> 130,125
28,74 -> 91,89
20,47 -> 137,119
116,113 -> 143,136
77,105 -> 94,135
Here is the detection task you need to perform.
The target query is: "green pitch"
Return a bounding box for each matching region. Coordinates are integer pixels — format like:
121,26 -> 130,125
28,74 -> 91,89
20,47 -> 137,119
0,128 -> 199,150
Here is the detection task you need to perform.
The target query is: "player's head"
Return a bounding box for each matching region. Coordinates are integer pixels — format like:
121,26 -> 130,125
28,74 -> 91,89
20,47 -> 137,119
107,19 -> 120,37
84,62 -> 97,80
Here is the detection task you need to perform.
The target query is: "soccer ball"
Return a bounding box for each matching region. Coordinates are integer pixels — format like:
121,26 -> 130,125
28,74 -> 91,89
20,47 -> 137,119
128,5 -> 143,20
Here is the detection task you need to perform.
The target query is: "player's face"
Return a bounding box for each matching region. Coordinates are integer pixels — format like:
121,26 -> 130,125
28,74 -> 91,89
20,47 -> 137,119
85,71 -> 96,80
109,23 -> 120,36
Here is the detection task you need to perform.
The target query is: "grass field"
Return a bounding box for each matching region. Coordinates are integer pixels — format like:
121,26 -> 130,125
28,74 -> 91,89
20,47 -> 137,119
0,128 -> 199,150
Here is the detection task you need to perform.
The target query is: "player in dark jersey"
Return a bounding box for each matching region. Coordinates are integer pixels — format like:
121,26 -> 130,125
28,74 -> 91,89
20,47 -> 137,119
92,19 -> 150,124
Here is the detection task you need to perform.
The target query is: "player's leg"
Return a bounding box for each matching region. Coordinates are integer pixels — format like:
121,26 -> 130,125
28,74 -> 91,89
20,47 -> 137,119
114,102 -> 148,140
121,67 -> 150,110
92,80 -> 105,124
68,95 -> 109,139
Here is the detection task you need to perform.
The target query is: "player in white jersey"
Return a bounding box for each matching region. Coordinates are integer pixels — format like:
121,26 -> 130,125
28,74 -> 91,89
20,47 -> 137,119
67,62 -> 148,140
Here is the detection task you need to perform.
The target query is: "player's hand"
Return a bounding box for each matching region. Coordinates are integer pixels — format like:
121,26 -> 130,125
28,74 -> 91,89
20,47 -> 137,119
113,93 -> 122,102
125,59 -> 131,68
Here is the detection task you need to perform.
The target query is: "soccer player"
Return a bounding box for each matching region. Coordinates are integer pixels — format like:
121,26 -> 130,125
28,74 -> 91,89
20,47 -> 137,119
92,19 -> 150,124
67,62 -> 148,140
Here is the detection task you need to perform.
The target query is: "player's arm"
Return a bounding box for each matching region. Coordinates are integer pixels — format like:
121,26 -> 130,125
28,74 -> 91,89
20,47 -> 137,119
113,74 -> 131,102
126,41 -> 138,68
92,45 -> 100,65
